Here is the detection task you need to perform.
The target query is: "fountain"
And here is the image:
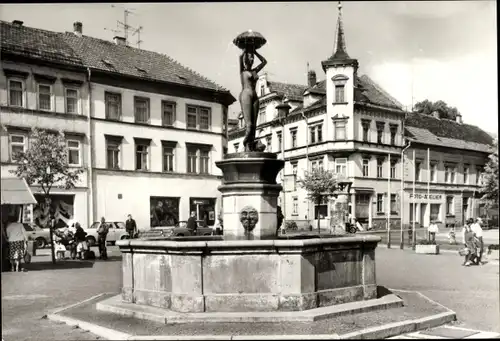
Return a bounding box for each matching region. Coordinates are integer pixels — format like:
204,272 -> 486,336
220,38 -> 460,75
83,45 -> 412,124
102,30 -> 397,321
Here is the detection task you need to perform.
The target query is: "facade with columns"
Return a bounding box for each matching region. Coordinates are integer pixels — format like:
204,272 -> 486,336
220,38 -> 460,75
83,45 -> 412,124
228,4 -> 493,230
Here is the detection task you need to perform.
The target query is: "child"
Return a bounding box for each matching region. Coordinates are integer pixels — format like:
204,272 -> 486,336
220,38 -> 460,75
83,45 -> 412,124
448,227 -> 456,245
54,240 -> 66,260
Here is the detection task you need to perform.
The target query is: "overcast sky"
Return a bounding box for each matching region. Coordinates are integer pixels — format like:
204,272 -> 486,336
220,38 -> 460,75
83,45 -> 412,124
1,1 -> 497,134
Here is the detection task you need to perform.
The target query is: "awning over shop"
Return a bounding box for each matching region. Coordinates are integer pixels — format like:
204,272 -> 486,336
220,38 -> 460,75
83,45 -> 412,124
1,178 -> 37,205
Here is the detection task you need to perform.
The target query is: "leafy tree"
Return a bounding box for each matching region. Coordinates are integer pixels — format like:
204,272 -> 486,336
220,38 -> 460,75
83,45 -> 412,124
298,168 -> 340,233
413,99 -> 460,120
11,128 -> 83,264
480,138 -> 498,209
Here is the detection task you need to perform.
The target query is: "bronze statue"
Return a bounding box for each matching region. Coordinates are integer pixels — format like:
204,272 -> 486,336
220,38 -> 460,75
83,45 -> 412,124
234,31 -> 268,152
239,206 -> 259,232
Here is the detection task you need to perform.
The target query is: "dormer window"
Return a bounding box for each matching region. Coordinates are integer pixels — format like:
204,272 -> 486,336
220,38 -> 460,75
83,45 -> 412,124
260,84 -> 265,97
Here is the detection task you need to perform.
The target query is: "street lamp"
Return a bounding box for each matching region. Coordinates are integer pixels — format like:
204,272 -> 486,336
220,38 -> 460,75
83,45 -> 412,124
276,103 -> 291,235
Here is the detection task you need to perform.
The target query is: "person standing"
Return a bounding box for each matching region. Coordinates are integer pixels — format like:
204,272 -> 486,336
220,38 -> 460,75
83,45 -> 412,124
5,215 -> 28,272
428,220 -> 438,243
471,218 -> 484,265
461,218 -> 478,266
125,214 -> 137,239
187,211 -> 197,234
97,217 -> 109,260
74,222 -> 88,260
276,206 -> 284,236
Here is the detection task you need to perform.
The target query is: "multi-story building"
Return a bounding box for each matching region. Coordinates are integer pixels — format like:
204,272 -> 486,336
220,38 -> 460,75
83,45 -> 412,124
228,5 -> 494,230
1,20 -> 235,230
0,20 -> 92,228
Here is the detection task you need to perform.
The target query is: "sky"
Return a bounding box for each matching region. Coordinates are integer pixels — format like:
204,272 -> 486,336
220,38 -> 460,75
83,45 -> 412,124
0,1 -> 497,134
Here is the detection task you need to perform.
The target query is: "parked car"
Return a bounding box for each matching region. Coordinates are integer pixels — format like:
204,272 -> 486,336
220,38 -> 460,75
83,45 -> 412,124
85,221 -> 128,246
150,220 -> 214,237
23,223 -> 51,249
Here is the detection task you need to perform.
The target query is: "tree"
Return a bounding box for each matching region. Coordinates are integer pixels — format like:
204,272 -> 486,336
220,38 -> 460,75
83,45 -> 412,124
10,128 -> 83,264
479,138 -> 498,209
298,168 -> 340,233
413,99 -> 460,120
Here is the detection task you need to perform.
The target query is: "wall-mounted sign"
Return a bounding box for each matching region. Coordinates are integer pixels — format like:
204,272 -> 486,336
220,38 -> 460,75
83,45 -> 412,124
409,193 -> 443,201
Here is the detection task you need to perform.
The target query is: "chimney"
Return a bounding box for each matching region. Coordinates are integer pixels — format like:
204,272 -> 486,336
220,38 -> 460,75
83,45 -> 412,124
308,70 -> 317,88
431,111 -> 440,119
12,20 -> 23,27
73,22 -> 82,36
456,114 -> 463,124
113,36 -> 126,46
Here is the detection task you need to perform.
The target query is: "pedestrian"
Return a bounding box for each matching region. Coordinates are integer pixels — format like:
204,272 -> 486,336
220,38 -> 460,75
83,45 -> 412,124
461,218 -> 478,266
428,220 -> 438,243
5,215 -> 28,272
125,214 -> 137,239
187,211 -> 197,234
74,222 -> 88,260
276,205 -> 284,236
471,218 -> 484,265
97,217 -> 109,260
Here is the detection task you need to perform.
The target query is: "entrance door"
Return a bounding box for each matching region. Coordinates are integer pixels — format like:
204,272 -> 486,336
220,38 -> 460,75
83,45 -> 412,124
420,203 -> 427,227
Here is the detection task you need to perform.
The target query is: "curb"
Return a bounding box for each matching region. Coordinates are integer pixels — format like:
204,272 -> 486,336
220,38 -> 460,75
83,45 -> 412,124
46,313 -> 131,340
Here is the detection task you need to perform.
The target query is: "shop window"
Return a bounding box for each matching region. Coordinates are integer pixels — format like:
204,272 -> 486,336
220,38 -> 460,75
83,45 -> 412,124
150,196 -> 180,227
190,197 -> 216,226
446,196 -> 454,216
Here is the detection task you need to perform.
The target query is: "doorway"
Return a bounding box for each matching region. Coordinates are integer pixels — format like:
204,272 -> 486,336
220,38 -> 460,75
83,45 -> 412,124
189,197 -> 216,227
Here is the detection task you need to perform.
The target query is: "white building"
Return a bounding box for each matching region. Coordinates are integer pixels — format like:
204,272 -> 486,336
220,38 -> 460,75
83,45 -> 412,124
1,20 -> 236,230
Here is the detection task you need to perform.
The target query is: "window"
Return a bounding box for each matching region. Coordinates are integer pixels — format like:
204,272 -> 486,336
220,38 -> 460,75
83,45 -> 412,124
10,134 -> 26,161
292,197 -> 299,215
135,143 -> 149,171
361,120 -> 370,142
314,197 -> 328,219
67,140 -> 81,166
187,148 -> 198,173
38,84 -> 52,111
444,166 -> 450,183
106,139 -> 120,169
311,159 -> 324,171
376,122 -> 385,144
200,150 -> 209,174
277,132 -> 282,152
134,97 -> 150,123
445,165 -> 455,183
390,161 -> 396,179
430,163 -> 437,182
292,163 -> 298,175
162,101 -> 176,126
105,92 -> 122,120
476,167 -> 482,185
377,194 -> 384,213
463,165 -> 469,184
377,159 -> 383,178
335,158 -> 347,177
450,166 -> 456,184
334,121 -> 346,140
362,158 -> 369,177
335,84 -> 345,103
222,106 -> 228,136
309,124 -> 323,144
65,88 -> 79,114
390,194 -> 397,213
290,129 -> 297,148
234,142 -> 240,152
390,125 -> 397,145
446,196 -> 454,215
415,162 -> 421,181
162,145 -> 175,172
187,105 -> 211,130
8,79 -> 24,107
266,136 -> 272,152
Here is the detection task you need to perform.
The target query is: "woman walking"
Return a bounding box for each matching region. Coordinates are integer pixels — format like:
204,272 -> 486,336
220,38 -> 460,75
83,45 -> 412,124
461,218 -> 478,266
5,215 -> 28,272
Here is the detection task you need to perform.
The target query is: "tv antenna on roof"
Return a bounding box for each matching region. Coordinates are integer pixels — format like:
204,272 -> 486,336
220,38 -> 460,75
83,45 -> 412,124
107,5 -> 144,47
132,26 -> 144,49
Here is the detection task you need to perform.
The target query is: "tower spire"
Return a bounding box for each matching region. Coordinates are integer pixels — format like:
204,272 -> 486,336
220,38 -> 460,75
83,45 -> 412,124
332,1 -> 350,60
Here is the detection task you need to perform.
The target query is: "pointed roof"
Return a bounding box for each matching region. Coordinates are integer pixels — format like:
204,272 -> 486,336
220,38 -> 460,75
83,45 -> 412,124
321,2 -> 358,71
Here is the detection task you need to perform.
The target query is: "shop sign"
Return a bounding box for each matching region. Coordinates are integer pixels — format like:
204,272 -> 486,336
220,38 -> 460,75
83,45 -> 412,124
409,193 -> 443,201
193,200 -> 208,205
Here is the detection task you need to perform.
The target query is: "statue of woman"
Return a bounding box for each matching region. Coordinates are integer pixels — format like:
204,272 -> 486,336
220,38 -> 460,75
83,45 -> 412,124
239,49 -> 267,151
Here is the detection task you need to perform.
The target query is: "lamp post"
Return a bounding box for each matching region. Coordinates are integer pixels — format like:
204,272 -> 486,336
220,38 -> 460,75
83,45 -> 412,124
277,103 -> 291,234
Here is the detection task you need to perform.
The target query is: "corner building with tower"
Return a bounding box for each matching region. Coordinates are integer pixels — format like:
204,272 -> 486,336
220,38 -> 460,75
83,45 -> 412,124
228,4 -> 494,231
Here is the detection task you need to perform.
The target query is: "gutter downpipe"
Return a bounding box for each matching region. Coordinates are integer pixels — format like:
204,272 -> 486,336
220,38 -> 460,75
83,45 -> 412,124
86,67 -> 95,227
300,111 -> 310,228
400,139 -> 412,249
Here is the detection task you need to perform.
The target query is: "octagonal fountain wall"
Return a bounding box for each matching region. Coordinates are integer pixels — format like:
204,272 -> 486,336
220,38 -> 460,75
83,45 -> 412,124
116,152 -> 380,313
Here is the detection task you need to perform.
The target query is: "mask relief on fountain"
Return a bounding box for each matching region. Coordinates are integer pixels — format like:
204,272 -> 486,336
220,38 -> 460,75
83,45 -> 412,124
239,206 -> 259,232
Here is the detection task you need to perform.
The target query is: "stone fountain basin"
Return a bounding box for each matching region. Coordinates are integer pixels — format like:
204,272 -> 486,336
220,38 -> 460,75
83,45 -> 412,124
116,235 -> 380,313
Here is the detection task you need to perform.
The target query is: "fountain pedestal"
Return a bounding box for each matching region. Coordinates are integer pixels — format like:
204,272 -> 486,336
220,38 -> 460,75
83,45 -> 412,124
215,152 -> 284,240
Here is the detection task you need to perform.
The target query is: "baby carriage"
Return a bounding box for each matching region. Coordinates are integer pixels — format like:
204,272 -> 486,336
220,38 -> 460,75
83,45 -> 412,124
53,229 -> 77,259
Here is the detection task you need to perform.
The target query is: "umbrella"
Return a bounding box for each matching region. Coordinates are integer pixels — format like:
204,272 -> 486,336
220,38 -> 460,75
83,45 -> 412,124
233,30 -> 267,51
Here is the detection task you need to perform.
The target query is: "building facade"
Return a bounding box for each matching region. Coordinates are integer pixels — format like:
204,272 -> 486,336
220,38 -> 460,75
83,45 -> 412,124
1,20 -> 235,230
228,5 -> 493,230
